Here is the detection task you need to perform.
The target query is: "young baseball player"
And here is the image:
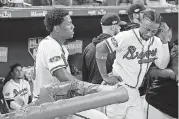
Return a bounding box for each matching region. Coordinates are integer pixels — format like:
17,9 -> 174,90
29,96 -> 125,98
34,8 -> 76,97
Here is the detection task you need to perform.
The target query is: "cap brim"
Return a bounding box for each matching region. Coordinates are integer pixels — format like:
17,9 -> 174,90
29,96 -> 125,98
140,8 -> 147,13
118,21 -> 127,25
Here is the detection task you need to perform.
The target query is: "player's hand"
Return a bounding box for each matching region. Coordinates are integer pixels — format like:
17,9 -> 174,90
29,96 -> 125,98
157,22 -> 172,44
14,95 -> 25,107
103,75 -> 122,86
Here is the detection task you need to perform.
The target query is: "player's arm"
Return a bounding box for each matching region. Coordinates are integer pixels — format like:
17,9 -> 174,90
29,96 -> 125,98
154,38 -> 170,69
96,40 -> 111,82
46,45 -> 79,82
53,68 -> 78,82
154,26 -> 171,69
9,101 -> 22,110
149,67 -> 175,79
96,35 -> 124,85
154,43 -> 170,69
74,80 -> 129,102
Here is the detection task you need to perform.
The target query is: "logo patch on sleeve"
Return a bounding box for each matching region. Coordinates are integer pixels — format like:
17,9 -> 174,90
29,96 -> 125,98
5,93 -> 10,96
49,56 -> 61,63
13,89 -> 19,96
111,37 -> 118,47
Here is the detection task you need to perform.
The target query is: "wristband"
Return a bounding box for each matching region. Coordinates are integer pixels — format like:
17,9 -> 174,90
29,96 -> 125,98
96,51 -> 108,60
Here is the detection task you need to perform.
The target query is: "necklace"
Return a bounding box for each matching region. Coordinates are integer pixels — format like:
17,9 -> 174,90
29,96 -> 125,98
132,30 -> 154,88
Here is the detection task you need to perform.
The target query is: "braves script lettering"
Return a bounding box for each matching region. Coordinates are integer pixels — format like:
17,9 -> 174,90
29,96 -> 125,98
13,88 -> 28,97
123,46 -> 158,64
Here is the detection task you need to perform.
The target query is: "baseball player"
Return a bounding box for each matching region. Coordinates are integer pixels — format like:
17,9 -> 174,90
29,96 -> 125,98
34,8 -> 77,97
3,63 -> 31,110
96,10 -> 171,119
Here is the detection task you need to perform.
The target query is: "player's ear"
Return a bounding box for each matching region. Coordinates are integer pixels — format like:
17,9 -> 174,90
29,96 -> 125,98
110,25 -> 115,31
11,72 -> 14,77
54,25 -> 60,33
139,16 -> 143,25
133,13 -> 139,20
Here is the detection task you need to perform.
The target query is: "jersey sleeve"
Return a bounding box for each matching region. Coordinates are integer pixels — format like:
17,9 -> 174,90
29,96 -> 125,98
153,37 -> 170,69
45,45 -> 68,74
105,32 -> 125,53
3,83 -> 15,100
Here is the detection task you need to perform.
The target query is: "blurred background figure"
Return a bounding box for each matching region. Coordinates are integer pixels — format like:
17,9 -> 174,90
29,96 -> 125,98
1,0 -> 32,7
2,63 -> 32,111
145,39 -> 178,119
145,0 -> 176,6
52,0 -> 73,5
31,0 -> 51,6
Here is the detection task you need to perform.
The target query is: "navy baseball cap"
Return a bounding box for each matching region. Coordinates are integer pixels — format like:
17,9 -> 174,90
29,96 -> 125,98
101,13 -> 126,26
127,3 -> 146,15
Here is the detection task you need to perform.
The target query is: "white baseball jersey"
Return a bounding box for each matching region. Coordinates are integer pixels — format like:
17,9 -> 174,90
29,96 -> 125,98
34,36 -> 70,96
105,28 -> 165,88
3,79 -> 31,106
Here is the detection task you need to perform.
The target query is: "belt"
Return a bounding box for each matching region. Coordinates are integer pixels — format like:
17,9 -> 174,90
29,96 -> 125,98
125,83 -> 136,89
117,81 -> 136,89
117,77 -> 136,89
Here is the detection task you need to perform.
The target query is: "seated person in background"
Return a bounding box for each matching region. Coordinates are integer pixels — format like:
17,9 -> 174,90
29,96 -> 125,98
31,0 -> 51,6
117,0 -> 132,6
3,63 -> 32,110
52,0 -> 72,5
145,40 -> 178,119
145,0 -> 176,6
0,0 -> 8,6
6,0 -> 31,7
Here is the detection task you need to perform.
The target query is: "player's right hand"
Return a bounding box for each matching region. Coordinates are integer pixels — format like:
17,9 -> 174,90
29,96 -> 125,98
157,22 -> 172,44
103,75 -> 122,86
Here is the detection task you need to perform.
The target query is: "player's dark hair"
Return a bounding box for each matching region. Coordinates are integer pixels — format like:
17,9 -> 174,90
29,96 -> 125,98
128,14 -> 133,22
44,8 -> 69,33
142,10 -> 162,24
10,63 -> 21,72
4,63 -> 21,85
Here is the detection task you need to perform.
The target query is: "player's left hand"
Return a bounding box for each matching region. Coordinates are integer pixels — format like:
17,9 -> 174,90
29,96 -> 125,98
14,95 -> 25,107
157,22 -> 172,44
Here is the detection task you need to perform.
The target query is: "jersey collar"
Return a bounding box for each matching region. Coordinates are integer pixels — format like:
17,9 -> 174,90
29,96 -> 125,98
10,79 -> 22,87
